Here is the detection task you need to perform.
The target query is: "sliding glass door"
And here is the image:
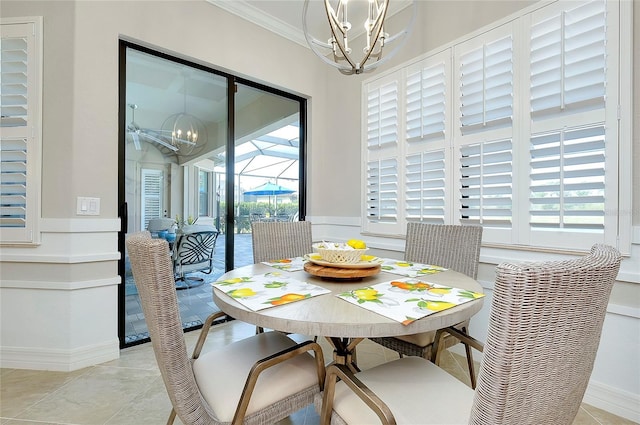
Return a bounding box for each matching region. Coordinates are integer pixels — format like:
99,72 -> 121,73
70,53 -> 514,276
118,42 -> 306,347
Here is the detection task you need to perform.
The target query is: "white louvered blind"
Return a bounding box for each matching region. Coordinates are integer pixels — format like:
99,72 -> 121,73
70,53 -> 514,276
141,169 -> 163,230
459,139 -> 513,227
530,0 -> 606,118
529,125 -> 605,230
367,80 -> 398,148
366,158 -> 398,223
1,19 -> 41,245
406,62 -> 446,142
459,35 -> 513,133
405,150 -> 445,224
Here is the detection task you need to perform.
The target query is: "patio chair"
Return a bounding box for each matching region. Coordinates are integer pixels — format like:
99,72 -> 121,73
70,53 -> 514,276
319,244 -> 622,425
251,221 -> 313,263
368,223 -> 483,388
173,228 -> 218,289
126,232 -> 326,425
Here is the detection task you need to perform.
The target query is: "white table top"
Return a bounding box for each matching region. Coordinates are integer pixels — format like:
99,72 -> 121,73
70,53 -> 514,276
212,263 -> 484,339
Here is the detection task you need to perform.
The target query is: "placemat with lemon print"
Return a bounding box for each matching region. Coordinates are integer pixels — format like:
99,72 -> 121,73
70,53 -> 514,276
378,258 -> 448,277
337,279 -> 484,325
212,271 -> 330,311
261,256 -> 307,271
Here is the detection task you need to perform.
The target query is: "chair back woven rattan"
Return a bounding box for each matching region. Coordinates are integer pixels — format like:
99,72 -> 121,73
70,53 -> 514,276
470,243 -> 622,424
126,232 -> 213,423
251,221 -> 313,263
404,222 -> 483,278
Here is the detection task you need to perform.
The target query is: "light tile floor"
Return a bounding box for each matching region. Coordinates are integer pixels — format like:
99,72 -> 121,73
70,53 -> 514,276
1,320 -> 636,425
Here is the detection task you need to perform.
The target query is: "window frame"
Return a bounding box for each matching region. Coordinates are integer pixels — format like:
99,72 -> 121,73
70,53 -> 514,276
0,16 -> 43,246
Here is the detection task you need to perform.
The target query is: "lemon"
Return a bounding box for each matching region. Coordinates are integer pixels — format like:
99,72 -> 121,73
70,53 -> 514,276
354,288 -> 378,301
347,239 -> 366,249
428,287 -> 451,295
424,300 -> 455,311
229,288 -> 256,298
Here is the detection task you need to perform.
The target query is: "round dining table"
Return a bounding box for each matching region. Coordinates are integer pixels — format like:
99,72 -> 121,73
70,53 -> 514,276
212,262 -> 484,371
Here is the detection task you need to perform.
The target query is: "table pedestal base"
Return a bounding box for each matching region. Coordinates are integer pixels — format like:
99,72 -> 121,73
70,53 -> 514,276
327,337 -> 363,372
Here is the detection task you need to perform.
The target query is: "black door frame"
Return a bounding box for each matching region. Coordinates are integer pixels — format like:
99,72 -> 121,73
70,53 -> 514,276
117,40 -> 307,348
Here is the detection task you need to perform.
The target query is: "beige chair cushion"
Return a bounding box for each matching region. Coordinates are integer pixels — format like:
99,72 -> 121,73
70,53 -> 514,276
394,330 -> 437,347
194,331 -> 320,422
332,357 -> 474,424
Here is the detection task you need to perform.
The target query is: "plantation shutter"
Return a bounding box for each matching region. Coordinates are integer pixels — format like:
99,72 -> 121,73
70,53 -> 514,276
141,169 -> 163,230
459,139 -> 513,227
364,75 -> 401,233
367,81 -> 398,148
366,158 -> 398,223
529,125 -> 605,230
530,0 -> 606,118
406,62 -> 446,142
459,35 -> 513,133
0,19 -> 42,245
405,150 -> 445,224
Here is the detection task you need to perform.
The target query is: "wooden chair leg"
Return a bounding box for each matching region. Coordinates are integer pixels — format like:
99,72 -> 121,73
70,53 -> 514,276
460,325 -> 477,389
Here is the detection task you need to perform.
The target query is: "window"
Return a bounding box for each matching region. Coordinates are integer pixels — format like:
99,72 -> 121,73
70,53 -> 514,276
141,169 -> 163,230
198,168 -> 210,217
362,0 -> 630,252
0,17 -> 42,245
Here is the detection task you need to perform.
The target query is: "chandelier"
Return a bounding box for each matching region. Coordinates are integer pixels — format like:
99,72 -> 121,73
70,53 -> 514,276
303,0 -> 416,75
160,71 -> 207,156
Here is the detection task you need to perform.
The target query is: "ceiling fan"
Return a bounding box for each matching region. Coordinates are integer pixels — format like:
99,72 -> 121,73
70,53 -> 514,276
126,104 -> 179,152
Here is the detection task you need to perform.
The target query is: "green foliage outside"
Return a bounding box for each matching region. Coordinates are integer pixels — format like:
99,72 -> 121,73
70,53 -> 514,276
215,202 -> 299,234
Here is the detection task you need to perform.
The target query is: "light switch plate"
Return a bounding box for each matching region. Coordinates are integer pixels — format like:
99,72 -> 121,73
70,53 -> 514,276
77,197 -> 100,215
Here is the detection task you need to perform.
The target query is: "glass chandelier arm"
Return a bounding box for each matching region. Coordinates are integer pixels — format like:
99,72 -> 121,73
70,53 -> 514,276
325,0 -> 358,70
359,0 -> 388,67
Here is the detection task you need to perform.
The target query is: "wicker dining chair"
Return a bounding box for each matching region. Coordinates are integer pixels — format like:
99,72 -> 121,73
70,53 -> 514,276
251,221 -> 313,263
319,243 -> 622,425
251,220 -> 314,335
369,223 -> 483,388
126,232 -> 326,425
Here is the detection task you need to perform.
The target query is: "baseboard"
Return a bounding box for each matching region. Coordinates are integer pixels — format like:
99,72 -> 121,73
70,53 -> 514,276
583,380 -> 640,423
0,339 -> 120,372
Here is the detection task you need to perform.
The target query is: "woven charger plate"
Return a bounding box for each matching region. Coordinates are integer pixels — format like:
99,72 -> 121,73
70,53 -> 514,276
303,262 -> 381,280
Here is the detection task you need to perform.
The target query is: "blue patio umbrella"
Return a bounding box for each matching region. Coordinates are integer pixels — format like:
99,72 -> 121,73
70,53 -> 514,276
243,182 -> 295,196
244,182 -> 295,214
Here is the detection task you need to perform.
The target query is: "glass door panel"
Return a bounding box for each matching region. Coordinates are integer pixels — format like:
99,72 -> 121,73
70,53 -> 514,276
233,83 -> 302,267
122,46 -> 227,345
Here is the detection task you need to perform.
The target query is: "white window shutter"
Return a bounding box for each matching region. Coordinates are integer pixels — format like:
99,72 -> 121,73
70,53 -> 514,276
366,158 -> 398,224
459,139 -> 513,227
530,0 -> 606,118
1,18 -> 42,245
141,169 -> 164,230
405,150 -> 445,224
367,81 -> 398,148
529,125 -> 605,230
406,62 -> 446,142
459,35 -> 513,134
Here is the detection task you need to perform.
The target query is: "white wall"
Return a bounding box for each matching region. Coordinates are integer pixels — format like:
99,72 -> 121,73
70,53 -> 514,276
0,0 -> 638,422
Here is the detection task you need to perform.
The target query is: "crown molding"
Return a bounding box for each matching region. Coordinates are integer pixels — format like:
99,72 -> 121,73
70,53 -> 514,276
206,0 -> 309,48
